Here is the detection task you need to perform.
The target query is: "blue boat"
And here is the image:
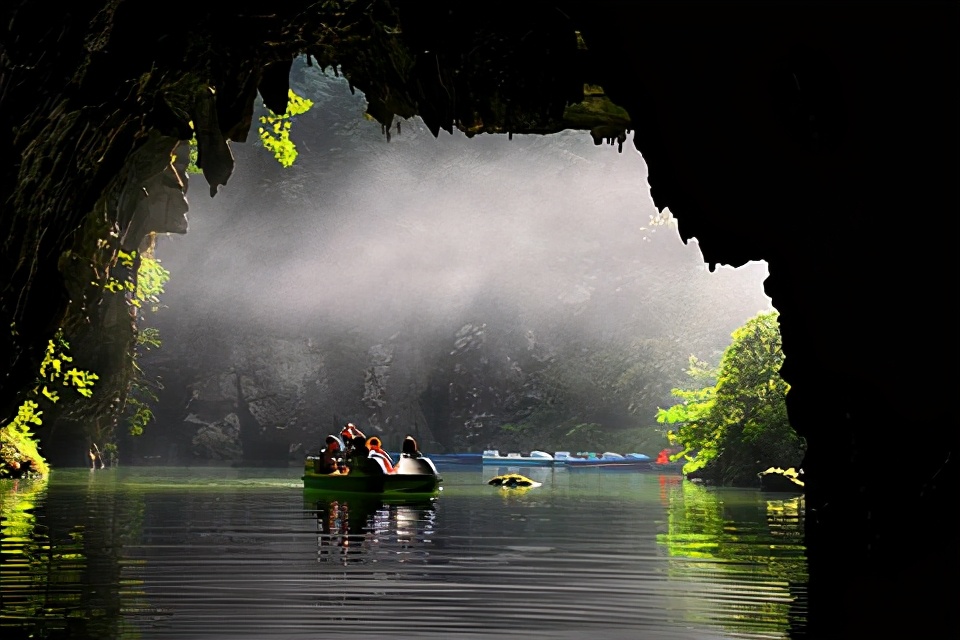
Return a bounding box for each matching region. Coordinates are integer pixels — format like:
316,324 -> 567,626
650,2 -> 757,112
554,451 -> 652,469
481,449 -> 555,466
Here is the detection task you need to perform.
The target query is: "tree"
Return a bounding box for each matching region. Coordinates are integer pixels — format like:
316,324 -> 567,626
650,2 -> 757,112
656,311 -> 804,486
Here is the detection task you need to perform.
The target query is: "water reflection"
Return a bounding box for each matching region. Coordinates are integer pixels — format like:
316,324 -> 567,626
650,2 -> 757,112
0,471 -> 148,639
308,495 -> 438,565
658,481 -> 807,638
2,468 -> 807,639
482,464 -> 554,485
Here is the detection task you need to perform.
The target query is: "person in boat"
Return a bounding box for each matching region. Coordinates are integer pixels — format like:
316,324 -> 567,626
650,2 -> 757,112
365,436 -> 397,473
401,434 -> 422,458
339,422 -> 367,463
320,435 -> 345,474
341,422 -> 365,442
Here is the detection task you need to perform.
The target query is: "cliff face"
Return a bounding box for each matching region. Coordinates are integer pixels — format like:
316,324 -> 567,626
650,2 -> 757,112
1,1 -> 956,636
130,258 -> 770,465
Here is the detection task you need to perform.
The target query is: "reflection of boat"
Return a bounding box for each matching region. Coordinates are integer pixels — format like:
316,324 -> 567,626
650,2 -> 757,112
652,461 -> 685,473
307,495 -> 438,564
482,449 -> 555,466
302,452 -> 442,499
555,451 -> 653,469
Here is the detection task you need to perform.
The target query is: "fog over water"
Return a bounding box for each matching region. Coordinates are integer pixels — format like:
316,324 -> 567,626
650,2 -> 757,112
153,67 -> 771,341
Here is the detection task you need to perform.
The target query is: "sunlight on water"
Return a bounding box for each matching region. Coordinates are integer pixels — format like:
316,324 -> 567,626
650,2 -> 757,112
1,466 -> 806,639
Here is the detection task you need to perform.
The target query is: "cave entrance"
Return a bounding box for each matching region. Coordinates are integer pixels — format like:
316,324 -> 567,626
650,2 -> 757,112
132,61 -> 779,467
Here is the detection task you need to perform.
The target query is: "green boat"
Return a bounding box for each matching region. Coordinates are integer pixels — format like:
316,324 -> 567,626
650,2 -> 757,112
302,452 -> 443,499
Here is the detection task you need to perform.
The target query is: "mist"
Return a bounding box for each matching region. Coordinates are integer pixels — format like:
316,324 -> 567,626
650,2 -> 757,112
153,66 -> 771,344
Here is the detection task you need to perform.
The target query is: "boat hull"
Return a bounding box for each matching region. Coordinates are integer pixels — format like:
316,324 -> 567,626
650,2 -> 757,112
556,452 -> 653,470
564,460 -> 653,470
302,456 -> 442,498
652,462 -> 685,474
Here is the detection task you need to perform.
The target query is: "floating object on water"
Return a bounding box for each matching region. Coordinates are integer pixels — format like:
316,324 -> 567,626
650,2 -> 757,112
488,473 -> 541,488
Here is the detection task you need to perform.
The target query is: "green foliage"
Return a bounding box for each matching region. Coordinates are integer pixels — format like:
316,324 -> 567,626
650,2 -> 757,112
186,136 -> 202,174
102,250 -> 170,311
258,90 -> 314,167
39,331 -> 100,400
656,481 -> 807,636
133,253 -> 170,312
137,327 -> 161,349
178,90 -> 314,173
122,250 -> 168,437
124,381 -> 157,437
2,330 -> 100,476
171,120 -> 203,174
0,477 -> 102,627
656,312 -> 804,486
93,245 -> 169,441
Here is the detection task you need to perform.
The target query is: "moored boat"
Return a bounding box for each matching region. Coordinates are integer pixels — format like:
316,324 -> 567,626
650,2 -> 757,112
554,451 -> 653,469
481,449 -> 555,466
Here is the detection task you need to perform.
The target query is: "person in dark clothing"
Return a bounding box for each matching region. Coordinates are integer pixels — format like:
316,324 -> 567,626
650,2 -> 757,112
339,422 -> 367,465
320,435 -> 345,474
401,434 -> 421,458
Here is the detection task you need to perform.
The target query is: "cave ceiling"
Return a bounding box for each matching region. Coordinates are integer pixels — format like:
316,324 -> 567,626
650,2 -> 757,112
0,1 -> 957,636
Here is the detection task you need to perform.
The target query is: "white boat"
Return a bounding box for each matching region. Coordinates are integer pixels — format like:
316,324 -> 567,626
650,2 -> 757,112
481,449 -> 555,466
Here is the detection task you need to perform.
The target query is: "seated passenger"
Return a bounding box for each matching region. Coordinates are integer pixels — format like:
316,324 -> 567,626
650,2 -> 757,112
401,434 -> 421,458
365,436 -> 396,473
320,435 -> 344,474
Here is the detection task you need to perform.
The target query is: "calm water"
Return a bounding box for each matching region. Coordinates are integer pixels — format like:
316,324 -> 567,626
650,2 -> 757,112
1,464 -> 806,639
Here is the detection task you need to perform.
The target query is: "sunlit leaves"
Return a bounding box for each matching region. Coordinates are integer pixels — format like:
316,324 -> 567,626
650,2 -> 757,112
99,249 -> 171,313
40,336 -> 71,380
2,329 -> 99,476
133,254 -> 170,312
137,327 -> 161,349
63,369 -> 98,397
14,401 -> 42,430
655,311 -> 802,485
257,90 -> 315,167
117,249 -> 135,268
103,279 -> 126,293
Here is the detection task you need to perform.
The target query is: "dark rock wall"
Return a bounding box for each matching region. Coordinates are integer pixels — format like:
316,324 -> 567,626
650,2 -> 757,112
573,3 -> 957,636
1,1 -> 956,636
